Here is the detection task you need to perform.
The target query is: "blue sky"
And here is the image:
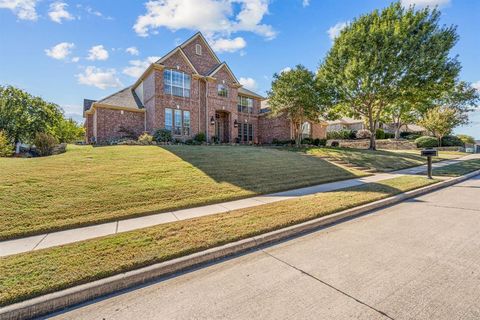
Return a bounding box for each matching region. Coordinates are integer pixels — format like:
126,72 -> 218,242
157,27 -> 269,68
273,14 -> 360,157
0,0 -> 479,137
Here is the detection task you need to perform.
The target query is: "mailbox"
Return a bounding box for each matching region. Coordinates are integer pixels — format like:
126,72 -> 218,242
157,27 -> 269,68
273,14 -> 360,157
421,149 -> 438,157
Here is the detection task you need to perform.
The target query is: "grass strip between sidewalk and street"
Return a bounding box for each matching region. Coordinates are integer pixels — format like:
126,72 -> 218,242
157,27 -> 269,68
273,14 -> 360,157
431,159 -> 480,177
0,176 -> 438,307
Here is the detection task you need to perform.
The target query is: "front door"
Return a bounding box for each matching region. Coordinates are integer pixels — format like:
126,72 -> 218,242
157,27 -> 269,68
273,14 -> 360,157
215,112 -> 229,143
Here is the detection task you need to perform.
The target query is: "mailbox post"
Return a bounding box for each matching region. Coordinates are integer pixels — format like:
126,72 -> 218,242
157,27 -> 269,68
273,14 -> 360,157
421,148 -> 438,179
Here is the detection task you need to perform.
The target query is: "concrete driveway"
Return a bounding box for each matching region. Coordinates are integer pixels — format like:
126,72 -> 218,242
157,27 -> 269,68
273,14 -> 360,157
49,175 -> 480,320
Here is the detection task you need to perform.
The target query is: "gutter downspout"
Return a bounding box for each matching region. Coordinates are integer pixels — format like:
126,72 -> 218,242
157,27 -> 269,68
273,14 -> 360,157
198,78 -> 201,137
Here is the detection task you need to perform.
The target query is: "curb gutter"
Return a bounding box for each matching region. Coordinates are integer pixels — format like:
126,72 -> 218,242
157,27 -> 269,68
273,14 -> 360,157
1,169 -> 479,320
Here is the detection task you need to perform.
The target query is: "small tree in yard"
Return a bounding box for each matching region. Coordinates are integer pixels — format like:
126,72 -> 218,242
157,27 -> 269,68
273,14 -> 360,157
419,106 -> 462,147
0,131 -> 13,157
267,65 -> 322,146
317,2 -> 461,150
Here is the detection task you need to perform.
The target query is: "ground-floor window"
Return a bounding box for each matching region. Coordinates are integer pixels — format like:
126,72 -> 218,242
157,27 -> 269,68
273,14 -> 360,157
238,123 -> 254,143
165,108 -> 191,136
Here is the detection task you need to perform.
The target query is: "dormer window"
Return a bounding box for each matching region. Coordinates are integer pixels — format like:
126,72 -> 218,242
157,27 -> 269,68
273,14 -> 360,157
218,84 -> 228,97
195,44 -> 202,55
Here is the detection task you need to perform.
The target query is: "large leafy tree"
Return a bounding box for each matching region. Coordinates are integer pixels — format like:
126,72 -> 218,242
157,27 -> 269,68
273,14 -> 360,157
0,85 -> 64,152
268,65 -> 322,146
53,118 -> 85,143
317,2 -> 461,150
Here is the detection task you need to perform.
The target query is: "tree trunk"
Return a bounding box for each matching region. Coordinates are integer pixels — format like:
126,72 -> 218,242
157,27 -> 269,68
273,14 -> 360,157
368,118 -> 376,150
15,141 -> 21,154
394,124 -> 401,140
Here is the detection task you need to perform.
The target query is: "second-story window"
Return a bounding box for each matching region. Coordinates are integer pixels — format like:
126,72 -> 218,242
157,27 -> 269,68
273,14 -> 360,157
218,84 -> 228,97
164,69 -> 191,98
237,96 -> 253,113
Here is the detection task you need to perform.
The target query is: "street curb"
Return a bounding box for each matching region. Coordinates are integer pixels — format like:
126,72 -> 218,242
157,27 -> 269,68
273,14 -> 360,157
1,170 -> 479,320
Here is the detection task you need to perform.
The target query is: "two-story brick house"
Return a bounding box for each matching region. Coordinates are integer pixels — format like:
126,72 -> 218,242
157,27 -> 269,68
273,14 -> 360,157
84,32 -> 326,144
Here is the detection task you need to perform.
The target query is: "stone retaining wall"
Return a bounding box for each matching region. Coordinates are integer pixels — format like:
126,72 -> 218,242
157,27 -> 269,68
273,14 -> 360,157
327,139 -> 417,150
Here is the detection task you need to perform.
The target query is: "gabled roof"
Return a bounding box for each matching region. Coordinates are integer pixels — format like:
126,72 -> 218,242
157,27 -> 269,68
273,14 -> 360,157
238,87 -> 265,100
155,47 -> 200,75
93,86 -> 143,110
207,62 -> 240,84
180,32 -> 221,65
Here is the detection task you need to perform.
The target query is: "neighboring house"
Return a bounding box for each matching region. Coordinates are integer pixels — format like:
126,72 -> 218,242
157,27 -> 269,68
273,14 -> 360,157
475,140 -> 480,153
381,123 -> 427,135
326,118 -> 364,132
258,100 -> 327,143
84,32 -> 318,144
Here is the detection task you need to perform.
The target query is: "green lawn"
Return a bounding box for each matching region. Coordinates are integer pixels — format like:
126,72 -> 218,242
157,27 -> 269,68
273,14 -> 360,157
431,159 -> 480,177
307,147 -> 464,172
0,145 -> 366,240
0,175 -> 438,307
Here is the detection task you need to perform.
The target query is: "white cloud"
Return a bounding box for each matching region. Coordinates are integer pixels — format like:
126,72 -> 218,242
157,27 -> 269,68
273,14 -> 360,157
87,45 -> 109,61
302,0 -> 310,7
401,0 -> 450,8
210,37 -> 246,53
123,56 -> 161,78
0,0 -> 38,20
71,56 -> 80,63
239,77 -> 257,91
76,66 -> 123,90
133,0 -> 276,43
327,21 -> 348,40
45,42 -> 75,60
48,2 -> 74,23
126,46 -> 140,56
473,81 -> 480,92
280,67 -> 291,74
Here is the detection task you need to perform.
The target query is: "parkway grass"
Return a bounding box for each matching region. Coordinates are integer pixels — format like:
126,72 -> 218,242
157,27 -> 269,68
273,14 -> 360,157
307,147 -> 464,172
0,175 -> 438,307
0,144 -> 366,240
431,159 -> 480,177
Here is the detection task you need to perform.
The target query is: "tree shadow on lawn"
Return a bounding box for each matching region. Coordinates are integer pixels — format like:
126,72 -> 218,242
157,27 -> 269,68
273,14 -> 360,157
160,145 -> 363,194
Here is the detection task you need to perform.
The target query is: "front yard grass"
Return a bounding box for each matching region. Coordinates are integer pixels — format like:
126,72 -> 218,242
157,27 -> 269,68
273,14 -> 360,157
431,159 -> 480,177
307,147 -> 464,172
0,144 -> 366,240
0,175 -> 438,307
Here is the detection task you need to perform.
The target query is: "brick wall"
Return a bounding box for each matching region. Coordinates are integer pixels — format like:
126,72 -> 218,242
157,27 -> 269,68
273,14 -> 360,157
151,51 -> 201,139
85,113 -> 94,143
182,37 -> 219,75
94,108 -> 145,143
257,113 -> 292,143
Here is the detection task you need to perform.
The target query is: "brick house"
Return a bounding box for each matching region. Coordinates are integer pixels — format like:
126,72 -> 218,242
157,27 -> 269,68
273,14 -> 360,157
84,32 -> 327,144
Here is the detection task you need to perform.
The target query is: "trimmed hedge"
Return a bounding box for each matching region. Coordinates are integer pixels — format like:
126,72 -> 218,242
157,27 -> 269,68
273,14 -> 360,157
415,136 -> 438,148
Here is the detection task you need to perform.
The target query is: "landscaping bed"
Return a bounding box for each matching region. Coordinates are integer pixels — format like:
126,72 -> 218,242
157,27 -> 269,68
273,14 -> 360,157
307,147 -> 464,172
0,144 -> 366,240
0,175 -> 438,307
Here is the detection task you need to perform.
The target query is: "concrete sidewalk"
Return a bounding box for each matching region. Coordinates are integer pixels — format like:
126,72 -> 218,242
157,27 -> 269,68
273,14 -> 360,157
0,154 -> 477,257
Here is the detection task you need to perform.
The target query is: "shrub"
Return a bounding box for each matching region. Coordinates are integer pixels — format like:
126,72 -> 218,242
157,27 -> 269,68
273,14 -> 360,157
400,132 -> 422,140
194,132 -> 206,143
441,135 -> 464,147
118,126 -> 138,140
356,129 -> 372,139
375,128 -> 386,140
153,129 -> 172,143
331,141 -> 340,147
138,133 -> 154,145
327,129 -> 354,140
384,132 -> 395,139
415,136 -> 438,148
0,131 -> 13,157
301,137 -> 312,145
317,139 -> 327,146
33,132 -> 58,156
